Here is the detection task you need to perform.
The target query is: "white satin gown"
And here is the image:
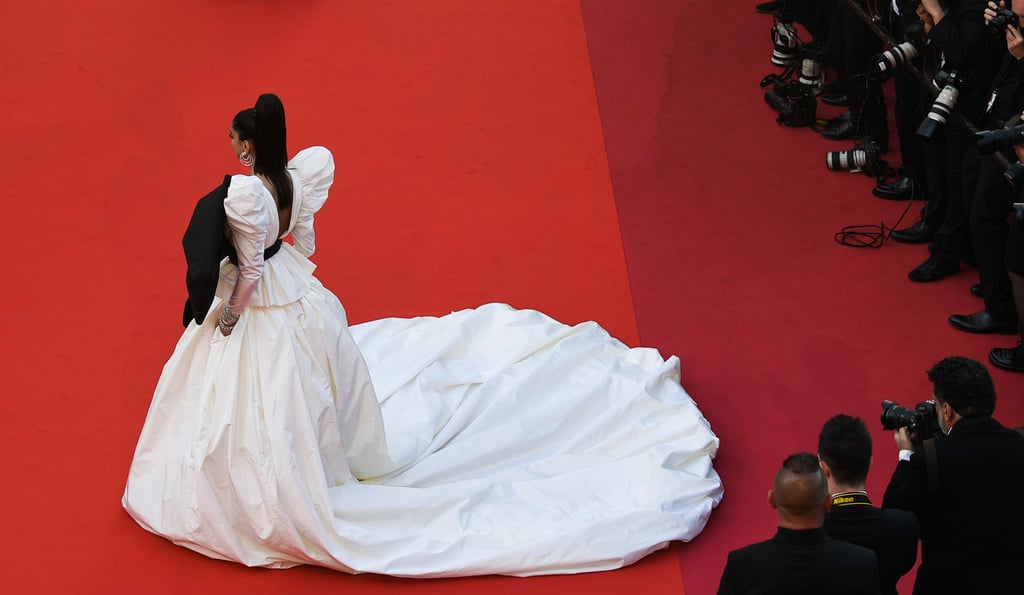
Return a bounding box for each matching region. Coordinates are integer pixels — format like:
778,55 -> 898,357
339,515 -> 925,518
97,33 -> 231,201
122,146 -> 724,577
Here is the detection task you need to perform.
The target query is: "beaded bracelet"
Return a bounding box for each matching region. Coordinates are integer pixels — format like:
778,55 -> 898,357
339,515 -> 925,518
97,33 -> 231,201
218,307 -> 240,333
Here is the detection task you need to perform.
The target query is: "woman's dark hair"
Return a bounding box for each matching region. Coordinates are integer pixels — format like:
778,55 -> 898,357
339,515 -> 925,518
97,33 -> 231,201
232,93 -> 293,210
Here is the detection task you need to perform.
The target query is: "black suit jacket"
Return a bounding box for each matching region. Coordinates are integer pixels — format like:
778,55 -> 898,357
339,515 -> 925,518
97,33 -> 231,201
181,175 -> 232,327
824,492 -> 918,595
927,0 -> 1005,126
883,415 -> 1024,595
717,527 -> 881,595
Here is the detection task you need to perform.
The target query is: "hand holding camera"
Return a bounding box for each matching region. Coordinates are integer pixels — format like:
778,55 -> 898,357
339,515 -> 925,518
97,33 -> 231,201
986,2 -> 1024,58
880,399 -> 941,448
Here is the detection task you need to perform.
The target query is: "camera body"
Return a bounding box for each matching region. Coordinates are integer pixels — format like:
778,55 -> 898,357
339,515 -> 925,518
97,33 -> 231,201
991,7 -> 1020,32
1004,161 -> 1024,187
765,78 -> 818,127
880,399 -> 941,445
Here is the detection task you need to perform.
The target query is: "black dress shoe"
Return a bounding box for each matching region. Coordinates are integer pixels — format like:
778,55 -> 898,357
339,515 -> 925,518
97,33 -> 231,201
873,176 -> 914,200
990,343 -> 1024,373
908,255 -> 959,282
892,220 -> 933,244
948,311 -> 1018,334
823,111 -> 850,128
821,118 -> 861,141
971,283 -> 982,298
755,0 -> 782,13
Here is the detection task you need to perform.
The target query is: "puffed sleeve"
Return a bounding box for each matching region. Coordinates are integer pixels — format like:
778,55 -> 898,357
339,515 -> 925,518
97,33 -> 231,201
288,146 -> 335,257
224,175 -> 270,313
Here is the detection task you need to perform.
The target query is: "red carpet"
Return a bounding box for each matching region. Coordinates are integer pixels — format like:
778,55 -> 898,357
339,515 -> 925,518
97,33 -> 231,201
0,1 -> 677,593
581,1 -> 1024,594
3,1 -> 1023,594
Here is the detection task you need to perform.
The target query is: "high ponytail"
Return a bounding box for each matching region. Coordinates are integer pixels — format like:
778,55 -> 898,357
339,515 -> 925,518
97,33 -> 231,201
232,93 -> 293,210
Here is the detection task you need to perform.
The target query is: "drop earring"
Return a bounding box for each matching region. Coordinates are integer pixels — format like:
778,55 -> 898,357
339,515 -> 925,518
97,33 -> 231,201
239,150 -> 254,167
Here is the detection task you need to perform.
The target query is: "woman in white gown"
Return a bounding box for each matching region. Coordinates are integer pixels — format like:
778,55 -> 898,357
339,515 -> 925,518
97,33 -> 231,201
122,94 -> 723,578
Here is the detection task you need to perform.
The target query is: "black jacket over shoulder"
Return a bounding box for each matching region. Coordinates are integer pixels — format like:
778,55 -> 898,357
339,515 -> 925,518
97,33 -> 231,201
883,415 -> 1024,595
717,527 -> 881,595
824,493 -> 919,595
181,175 -> 232,327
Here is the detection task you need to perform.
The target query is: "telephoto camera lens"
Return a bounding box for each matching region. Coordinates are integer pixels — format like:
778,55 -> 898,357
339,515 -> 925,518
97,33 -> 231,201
917,82 -> 960,140
877,42 -> 918,75
825,148 -> 870,171
798,55 -> 823,92
975,125 -> 1024,155
771,21 -> 798,66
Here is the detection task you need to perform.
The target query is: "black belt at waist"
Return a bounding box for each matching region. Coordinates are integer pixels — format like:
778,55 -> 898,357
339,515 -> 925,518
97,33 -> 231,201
227,238 -> 283,266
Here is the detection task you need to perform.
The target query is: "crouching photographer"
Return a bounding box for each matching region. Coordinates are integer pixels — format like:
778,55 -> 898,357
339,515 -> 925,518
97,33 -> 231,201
881,356 -> 1024,594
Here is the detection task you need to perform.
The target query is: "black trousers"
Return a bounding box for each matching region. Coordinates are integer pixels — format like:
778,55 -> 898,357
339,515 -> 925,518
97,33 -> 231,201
825,0 -> 887,140
1007,214 -> 1024,277
928,125 -> 974,265
890,2 -> 925,178
969,150 -> 1018,320
916,118 -> 949,233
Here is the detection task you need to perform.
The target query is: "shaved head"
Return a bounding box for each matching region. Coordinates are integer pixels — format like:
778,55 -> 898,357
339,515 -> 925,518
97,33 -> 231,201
772,452 -> 828,524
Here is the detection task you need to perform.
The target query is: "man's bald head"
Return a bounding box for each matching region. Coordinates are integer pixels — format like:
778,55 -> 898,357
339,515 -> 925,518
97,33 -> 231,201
771,452 -> 829,527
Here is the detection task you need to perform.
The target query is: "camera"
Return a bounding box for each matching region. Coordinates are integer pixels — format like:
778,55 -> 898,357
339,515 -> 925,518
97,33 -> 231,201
975,124 -> 1024,155
918,70 -> 963,140
1006,162 -> 1024,187
876,42 -> 920,77
880,399 -> 941,445
825,140 -> 883,174
765,78 -> 817,127
990,7 -> 1020,32
771,19 -> 799,67
797,43 -> 824,93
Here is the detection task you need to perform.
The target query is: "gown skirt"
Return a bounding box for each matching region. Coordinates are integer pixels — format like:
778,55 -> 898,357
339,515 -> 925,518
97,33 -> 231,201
122,243 -> 723,577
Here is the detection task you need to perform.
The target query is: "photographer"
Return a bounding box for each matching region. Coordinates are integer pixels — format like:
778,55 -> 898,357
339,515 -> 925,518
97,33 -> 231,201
900,0 -> 1006,281
947,1 -> 1024,333
989,142 -> 1024,371
882,356 -> 1024,594
819,0 -> 891,148
818,415 -> 918,595
875,0 -> 931,201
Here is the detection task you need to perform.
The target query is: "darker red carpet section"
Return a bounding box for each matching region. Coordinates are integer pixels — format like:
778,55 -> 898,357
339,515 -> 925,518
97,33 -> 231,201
581,1 -> 1024,594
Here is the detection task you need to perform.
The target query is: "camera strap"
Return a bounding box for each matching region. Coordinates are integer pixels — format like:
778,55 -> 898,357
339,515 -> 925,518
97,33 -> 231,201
923,437 -> 938,499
